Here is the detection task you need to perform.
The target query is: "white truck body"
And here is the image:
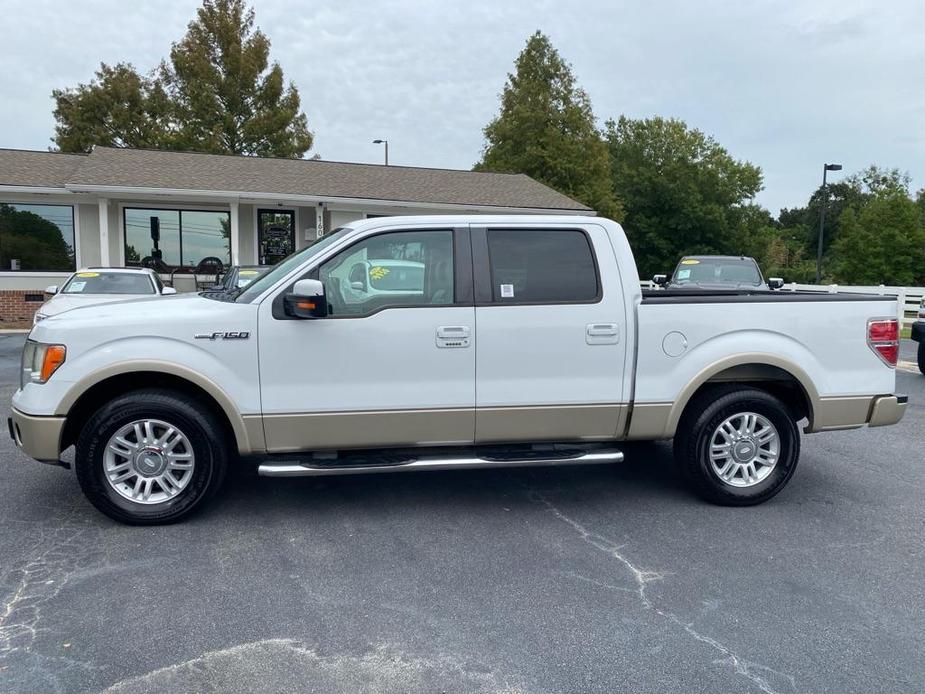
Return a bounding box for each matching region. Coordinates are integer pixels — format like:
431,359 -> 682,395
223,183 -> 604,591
9,216 -> 907,522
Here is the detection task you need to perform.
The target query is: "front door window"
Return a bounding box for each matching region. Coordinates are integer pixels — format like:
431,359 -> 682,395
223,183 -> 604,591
258,210 -> 295,265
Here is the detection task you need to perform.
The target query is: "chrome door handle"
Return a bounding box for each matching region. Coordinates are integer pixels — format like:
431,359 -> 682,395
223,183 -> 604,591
436,326 -> 471,348
586,323 -> 619,345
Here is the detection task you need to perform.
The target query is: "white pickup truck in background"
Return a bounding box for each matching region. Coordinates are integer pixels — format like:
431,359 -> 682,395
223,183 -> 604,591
10,216 -> 907,524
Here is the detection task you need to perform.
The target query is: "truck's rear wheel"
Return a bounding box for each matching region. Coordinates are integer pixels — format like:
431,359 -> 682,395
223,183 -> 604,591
75,389 -> 228,524
917,342 -> 925,375
674,386 -> 800,505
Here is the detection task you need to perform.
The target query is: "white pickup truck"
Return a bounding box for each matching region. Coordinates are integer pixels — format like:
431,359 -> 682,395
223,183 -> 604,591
10,216 -> 907,524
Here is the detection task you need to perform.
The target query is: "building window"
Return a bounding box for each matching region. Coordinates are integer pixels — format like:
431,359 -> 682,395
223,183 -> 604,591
0,203 -> 75,272
124,208 -> 230,270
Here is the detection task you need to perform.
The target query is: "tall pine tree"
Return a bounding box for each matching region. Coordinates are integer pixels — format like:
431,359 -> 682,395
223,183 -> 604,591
475,32 -> 622,220
52,0 -> 312,158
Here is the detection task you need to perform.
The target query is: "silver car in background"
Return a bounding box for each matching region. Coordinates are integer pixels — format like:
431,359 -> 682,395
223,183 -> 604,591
34,267 -> 176,323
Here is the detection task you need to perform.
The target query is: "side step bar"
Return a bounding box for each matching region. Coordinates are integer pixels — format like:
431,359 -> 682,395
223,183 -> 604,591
258,449 -> 623,478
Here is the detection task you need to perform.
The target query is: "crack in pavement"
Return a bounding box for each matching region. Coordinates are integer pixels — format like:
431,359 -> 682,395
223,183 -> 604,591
0,513 -> 110,690
529,489 -> 797,694
102,639 -> 530,694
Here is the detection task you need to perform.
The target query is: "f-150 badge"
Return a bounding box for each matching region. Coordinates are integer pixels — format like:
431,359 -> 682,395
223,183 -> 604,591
194,331 -> 250,340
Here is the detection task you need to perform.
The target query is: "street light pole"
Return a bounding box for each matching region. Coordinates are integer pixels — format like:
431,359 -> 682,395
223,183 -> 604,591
372,139 -> 389,166
815,162 -> 843,284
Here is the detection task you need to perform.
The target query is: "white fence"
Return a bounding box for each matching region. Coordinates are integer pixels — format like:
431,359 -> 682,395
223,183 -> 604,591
640,281 -> 924,327
781,283 -> 923,327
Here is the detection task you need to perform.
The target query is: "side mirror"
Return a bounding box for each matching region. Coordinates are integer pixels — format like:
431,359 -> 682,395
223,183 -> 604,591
44,285 -> 58,295
161,286 -> 178,295
767,277 -> 784,290
284,278 -> 328,319
652,274 -> 668,287
350,281 -> 366,291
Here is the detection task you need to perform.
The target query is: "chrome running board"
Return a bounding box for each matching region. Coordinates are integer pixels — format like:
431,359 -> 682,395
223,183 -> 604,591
257,449 -> 623,478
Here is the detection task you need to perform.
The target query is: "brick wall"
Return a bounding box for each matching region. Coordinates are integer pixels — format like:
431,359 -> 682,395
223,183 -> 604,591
0,290 -> 46,327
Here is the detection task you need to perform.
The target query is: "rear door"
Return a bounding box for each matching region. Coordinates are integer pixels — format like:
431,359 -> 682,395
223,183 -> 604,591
472,223 -> 629,442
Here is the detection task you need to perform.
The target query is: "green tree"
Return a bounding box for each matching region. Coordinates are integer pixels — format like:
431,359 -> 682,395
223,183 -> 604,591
52,63 -> 174,152
474,31 -> 622,220
52,0 -> 313,158
605,116 -> 763,278
832,189 -> 925,286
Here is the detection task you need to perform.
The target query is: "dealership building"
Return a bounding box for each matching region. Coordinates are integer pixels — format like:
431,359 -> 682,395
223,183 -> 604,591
0,146 -> 591,323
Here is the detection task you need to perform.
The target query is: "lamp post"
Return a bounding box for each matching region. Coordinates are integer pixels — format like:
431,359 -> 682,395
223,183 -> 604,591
373,139 -> 389,166
815,162 -> 843,284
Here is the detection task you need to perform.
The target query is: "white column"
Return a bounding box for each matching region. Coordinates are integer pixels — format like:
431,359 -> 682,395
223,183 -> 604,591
98,198 -> 110,266
229,200 -> 240,266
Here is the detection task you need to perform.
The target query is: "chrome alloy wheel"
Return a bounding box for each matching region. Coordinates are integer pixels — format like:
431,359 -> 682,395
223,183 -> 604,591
708,411 -> 780,488
103,419 -> 195,504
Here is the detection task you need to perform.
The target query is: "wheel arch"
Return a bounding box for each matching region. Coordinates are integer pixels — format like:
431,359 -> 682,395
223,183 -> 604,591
666,353 -> 820,437
58,362 -> 264,455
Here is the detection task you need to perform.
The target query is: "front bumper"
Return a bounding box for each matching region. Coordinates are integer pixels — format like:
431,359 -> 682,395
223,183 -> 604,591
8,408 -> 66,463
868,394 -> 908,428
911,321 -> 925,343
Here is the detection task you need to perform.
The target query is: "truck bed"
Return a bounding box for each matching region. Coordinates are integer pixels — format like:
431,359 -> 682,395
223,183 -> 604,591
641,288 -> 897,304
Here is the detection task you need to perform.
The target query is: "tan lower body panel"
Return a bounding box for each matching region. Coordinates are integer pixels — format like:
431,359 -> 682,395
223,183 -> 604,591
10,408 -> 66,462
628,394 -> 893,438
625,402 -> 673,440
475,404 -> 627,443
809,396 -> 876,432
261,404 -> 629,452
262,408 -> 475,453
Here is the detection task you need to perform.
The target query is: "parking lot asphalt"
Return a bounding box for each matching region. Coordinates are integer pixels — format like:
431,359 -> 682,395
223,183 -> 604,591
0,333 -> 922,693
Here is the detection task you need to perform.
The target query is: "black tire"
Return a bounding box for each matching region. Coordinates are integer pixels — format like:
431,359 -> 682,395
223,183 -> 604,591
918,342 -> 925,375
75,388 -> 228,524
674,385 -> 800,506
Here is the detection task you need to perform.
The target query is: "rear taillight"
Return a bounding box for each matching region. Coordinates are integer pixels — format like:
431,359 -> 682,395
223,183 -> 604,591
867,318 -> 899,367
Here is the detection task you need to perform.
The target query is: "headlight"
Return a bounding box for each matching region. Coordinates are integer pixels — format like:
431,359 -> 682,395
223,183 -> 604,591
20,340 -> 66,389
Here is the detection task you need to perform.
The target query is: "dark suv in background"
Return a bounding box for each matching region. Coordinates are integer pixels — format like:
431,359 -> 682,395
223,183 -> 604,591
653,255 -> 784,291
912,297 -> 925,374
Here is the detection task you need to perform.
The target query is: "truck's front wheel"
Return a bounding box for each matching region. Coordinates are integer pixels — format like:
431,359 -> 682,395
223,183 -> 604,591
75,389 -> 228,524
674,386 -> 800,506
917,342 -> 925,375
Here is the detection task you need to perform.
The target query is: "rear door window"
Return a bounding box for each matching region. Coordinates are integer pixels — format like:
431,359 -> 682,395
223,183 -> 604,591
486,229 -> 599,303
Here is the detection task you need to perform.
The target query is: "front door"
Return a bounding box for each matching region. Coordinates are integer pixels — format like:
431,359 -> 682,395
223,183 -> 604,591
472,224 -> 629,442
258,209 -> 295,265
256,226 -> 475,453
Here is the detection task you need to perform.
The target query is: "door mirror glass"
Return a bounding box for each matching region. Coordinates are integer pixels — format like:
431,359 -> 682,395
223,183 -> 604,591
767,277 -> 784,290
284,278 -> 328,319
161,286 -> 178,295
44,285 -> 58,295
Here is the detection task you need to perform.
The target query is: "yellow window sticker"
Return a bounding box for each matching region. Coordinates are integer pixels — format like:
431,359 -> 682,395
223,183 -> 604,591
369,266 -> 390,280
239,270 -> 259,276
76,271 -> 100,277
680,259 -> 700,265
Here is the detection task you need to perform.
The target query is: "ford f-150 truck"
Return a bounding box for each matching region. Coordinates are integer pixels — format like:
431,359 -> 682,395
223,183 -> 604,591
10,216 -> 907,524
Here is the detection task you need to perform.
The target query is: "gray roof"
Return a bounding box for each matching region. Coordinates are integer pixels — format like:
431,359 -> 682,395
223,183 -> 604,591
0,149 -> 86,188
0,146 -> 591,212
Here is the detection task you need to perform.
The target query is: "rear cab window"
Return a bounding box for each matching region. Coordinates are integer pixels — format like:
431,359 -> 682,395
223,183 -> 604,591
483,228 -> 600,304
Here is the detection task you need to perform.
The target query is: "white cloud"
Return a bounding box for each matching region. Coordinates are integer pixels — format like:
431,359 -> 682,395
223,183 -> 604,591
0,0 -> 921,213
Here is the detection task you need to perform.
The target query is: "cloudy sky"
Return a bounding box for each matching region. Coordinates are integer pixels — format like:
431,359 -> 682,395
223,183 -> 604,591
0,0 -> 922,214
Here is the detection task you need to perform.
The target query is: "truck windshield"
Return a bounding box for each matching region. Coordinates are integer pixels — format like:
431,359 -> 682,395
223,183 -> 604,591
233,227 -> 351,303
672,258 -> 763,286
